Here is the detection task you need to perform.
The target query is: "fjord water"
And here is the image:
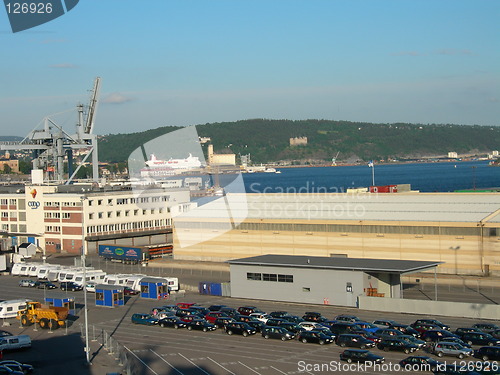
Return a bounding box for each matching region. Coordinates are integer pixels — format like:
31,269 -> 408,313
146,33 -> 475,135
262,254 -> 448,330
243,161 -> 500,193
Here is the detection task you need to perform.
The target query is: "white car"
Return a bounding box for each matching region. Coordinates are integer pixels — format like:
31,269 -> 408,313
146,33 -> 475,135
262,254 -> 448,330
18,279 -> 36,287
249,313 -> 270,323
85,282 -> 96,292
299,322 -> 325,331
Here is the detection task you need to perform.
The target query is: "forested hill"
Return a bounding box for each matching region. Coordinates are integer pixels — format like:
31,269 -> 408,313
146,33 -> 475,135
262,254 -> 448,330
97,119 -> 500,163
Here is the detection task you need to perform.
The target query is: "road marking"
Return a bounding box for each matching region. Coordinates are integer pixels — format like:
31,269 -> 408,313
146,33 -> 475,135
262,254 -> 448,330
238,361 -> 262,374
123,345 -> 158,375
150,349 -> 185,375
270,365 -> 287,375
178,352 -> 211,375
207,356 -> 236,374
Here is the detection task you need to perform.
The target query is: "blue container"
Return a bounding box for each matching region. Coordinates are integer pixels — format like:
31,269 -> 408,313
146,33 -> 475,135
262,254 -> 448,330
210,283 -> 222,296
95,285 -> 124,307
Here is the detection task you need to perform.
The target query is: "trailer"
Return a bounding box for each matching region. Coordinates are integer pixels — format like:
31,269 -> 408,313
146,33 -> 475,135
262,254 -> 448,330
98,243 -> 173,264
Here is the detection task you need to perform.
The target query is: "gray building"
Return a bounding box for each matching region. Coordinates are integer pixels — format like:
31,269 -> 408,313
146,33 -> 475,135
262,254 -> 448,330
229,254 -> 440,307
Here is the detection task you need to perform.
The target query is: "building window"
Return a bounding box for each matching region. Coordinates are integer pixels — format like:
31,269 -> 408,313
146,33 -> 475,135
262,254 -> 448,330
98,200 -> 103,205
262,273 -> 278,282
88,213 -> 94,220
62,213 -> 70,219
116,211 -> 121,217
96,292 -> 104,301
98,212 -> 103,219
125,210 -> 130,217
246,273 -> 262,281
1,212 -> 8,218
107,212 -> 112,218
302,287 -> 311,292
278,274 -> 293,283
134,210 -> 138,216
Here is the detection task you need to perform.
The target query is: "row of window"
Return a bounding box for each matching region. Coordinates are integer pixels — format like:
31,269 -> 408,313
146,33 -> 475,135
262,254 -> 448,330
247,272 -> 294,283
45,201 -> 79,207
45,226 -> 61,233
2,224 -> 26,232
0,199 -> 17,205
86,218 -> 171,234
88,208 -> 164,220
236,222 -> 491,237
44,212 -> 71,219
90,195 -> 170,206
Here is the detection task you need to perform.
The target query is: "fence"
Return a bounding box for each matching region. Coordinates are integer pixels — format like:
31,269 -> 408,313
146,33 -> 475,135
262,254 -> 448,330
81,324 -> 150,375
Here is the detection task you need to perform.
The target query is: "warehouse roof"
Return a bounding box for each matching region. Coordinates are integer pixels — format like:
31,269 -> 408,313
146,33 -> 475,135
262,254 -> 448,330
178,192 -> 500,223
228,254 -> 442,274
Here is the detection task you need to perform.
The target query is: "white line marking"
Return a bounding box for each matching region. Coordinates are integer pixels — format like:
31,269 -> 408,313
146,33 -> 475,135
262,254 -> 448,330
238,361 -> 262,375
270,365 -> 287,375
207,356 -> 236,374
150,349 -> 185,375
177,352 -> 211,375
123,345 -> 158,375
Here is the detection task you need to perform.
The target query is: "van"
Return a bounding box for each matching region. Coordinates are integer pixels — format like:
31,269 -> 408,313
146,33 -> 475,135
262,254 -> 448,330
0,300 -> 30,319
0,335 -> 31,351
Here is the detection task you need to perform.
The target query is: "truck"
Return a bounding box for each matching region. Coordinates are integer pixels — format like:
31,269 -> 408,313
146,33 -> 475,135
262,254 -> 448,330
98,243 -> 173,264
0,254 -> 8,272
17,301 -> 69,329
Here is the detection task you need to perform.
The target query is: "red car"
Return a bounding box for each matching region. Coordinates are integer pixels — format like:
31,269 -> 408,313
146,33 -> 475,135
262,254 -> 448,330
205,312 -> 228,323
177,302 -> 197,310
124,287 -> 139,296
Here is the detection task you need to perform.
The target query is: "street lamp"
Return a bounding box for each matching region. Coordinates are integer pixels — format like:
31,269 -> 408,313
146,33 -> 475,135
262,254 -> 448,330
449,246 -> 460,275
80,196 -> 90,365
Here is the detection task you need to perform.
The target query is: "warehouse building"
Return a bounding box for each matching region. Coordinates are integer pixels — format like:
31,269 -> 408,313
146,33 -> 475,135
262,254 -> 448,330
229,254 -> 441,306
0,183 -> 190,255
173,192 -> 500,275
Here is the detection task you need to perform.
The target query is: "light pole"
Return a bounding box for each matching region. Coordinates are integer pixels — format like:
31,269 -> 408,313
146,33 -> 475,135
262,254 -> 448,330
450,246 -> 460,275
80,196 -> 90,365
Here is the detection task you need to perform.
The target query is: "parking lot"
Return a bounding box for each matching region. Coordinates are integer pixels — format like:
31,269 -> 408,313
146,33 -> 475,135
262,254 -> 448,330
2,272 -> 500,375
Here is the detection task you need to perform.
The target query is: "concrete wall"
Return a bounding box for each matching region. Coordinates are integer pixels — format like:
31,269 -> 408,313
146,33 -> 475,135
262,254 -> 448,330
359,296 -> 500,320
230,264 -> 364,307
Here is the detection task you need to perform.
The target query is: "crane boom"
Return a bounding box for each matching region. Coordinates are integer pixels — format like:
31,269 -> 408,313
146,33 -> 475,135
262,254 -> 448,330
84,77 -> 100,134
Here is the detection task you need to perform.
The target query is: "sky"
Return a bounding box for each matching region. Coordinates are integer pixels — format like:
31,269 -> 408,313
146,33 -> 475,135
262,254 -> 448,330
0,0 -> 499,136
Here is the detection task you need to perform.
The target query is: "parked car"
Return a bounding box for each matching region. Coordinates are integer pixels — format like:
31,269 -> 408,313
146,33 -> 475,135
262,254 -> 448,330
244,320 -> 265,332
158,316 -> 187,329
399,356 -> 444,372
461,332 -> 500,347
219,307 -> 238,317
297,330 -> 334,345
355,321 -> 379,333
265,318 -> 287,327
280,322 -> 305,334
35,281 -> 57,289
421,330 -> 460,343
434,337 -> 471,348
339,349 -> 384,364
472,323 -> 500,335
85,282 -> 96,293
398,334 -> 426,349
311,327 -> 336,340
261,326 -> 295,341
176,302 -> 199,310
207,305 -> 229,312
352,330 -> 382,344
131,313 -> 158,326
374,328 -> 404,339
432,341 -> 473,359
60,282 -> 83,291
269,311 -> 289,318
335,315 -> 361,323
454,327 -> 482,338
249,313 -> 270,323
372,319 -> 397,329
411,322 -> 442,335
298,322 -> 325,331
490,329 -> 500,340
302,312 -> 327,323
224,322 -> 256,337
205,312 -> 228,323
0,360 -> 34,374
412,319 -> 450,331
473,346 -> 500,361
214,317 -> 235,329
186,319 -> 216,332
0,365 -> 24,375
377,338 -> 419,354
389,324 -> 420,337
123,287 -> 139,296
18,280 -> 36,288
328,322 -> 362,336
281,315 -> 304,323
237,306 -> 264,316
0,331 -> 12,337
336,334 -> 375,349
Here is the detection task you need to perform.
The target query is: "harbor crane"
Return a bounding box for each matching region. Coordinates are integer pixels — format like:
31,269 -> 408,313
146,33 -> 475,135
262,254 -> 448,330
0,77 -> 101,184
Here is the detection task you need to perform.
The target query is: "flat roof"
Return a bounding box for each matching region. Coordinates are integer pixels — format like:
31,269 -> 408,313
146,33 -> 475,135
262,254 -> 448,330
228,254 -> 442,274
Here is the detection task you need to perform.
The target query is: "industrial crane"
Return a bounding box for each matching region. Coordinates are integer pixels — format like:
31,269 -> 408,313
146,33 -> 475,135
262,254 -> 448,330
0,77 -> 101,183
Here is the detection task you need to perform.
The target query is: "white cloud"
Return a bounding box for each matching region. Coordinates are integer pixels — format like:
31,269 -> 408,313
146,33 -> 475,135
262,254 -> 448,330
102,92 -> 134,104
435,49 -> 473,56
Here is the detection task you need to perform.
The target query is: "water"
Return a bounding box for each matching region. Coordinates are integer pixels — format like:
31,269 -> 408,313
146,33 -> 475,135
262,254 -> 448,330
242,161 -> 500,193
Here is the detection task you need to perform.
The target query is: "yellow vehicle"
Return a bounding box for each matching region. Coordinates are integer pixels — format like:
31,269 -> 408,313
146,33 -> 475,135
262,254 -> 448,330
17,301 -> 69,329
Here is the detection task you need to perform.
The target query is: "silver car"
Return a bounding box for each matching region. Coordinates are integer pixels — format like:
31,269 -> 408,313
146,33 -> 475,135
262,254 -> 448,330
433,341 -> 473,359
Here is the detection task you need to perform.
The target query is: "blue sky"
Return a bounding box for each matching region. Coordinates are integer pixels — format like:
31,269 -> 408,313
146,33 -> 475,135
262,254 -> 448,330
0,0 -> 499,136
